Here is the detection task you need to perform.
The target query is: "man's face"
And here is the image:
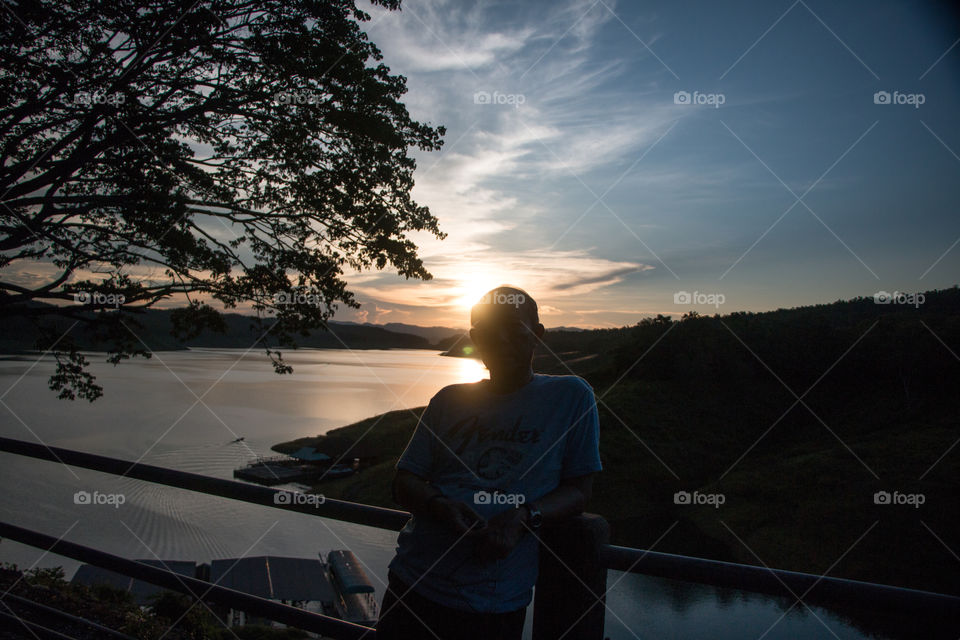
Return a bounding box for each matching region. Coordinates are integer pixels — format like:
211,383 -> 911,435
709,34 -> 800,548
469,305 -> 542,374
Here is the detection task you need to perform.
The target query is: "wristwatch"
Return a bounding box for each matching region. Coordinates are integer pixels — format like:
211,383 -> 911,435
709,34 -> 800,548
425,491 -> 446,507
524,501 -> 543,530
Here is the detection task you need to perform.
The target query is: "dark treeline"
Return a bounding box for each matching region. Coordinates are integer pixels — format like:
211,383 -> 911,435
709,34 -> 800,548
533,287 -> 959,603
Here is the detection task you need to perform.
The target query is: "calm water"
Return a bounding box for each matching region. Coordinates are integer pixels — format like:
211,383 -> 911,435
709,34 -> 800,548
0,348 -> 887,639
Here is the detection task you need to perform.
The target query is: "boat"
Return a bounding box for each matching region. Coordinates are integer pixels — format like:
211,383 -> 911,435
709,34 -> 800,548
322,549 -> 379,626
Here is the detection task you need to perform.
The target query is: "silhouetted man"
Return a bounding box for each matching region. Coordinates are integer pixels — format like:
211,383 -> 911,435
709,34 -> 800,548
375,285 -> 602,640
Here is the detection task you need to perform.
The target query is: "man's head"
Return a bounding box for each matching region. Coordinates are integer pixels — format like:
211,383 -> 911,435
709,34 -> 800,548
468,286 -> 545,375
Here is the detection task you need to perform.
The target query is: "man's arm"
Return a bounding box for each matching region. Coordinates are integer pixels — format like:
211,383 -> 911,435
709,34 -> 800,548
475,473 -> 594,560
531,378 -> 602,525
520,472 -> 594,527
393,468 -> 486,535
392,468 -> 443,517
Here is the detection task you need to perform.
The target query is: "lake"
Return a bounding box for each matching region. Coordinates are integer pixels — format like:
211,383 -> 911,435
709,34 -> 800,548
0,348 -> 893,639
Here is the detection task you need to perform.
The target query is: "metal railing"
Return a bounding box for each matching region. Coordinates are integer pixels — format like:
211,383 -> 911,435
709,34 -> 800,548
0,520 -> 372,639
2,436 -> 958,639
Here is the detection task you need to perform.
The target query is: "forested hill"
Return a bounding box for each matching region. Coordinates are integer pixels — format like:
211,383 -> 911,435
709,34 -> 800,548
0,303 -> 458,352
538,285 -> 958,387
539,285 -> 959,599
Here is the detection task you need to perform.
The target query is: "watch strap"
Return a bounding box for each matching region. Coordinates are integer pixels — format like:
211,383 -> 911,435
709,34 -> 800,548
525,501 -> 543,530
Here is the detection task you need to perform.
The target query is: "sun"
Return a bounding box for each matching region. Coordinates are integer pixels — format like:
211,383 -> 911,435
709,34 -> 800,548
452,271 -> 510,312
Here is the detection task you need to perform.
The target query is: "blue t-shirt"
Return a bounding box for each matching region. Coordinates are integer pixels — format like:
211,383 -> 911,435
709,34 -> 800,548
388,373 -> 603,613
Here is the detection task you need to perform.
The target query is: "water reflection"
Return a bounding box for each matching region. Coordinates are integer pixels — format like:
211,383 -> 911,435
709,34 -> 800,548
0,348 -> 477,584
453,352 -> 488,384
604,572 -> 897,640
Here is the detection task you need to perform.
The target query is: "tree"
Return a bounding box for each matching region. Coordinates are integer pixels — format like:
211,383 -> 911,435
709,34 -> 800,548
0,0 -> 445,400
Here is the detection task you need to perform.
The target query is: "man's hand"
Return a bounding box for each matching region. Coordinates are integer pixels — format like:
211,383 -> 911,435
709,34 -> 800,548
392,468 -> 597,561
429,496 -> 488,537
394,469 -> 486,534
471,473 -> 596,560
475,506 -> 528,561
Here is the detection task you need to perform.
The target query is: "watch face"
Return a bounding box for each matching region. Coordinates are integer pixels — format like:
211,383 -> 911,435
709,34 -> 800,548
529,507 -> 543,528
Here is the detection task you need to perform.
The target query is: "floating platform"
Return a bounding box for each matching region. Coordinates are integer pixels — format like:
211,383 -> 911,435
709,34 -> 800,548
233,452 -> 358,486
232,461 -> 321,485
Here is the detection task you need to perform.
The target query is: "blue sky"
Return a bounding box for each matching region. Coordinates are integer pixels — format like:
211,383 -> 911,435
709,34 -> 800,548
334,0 -> 960,328
13,0 -> 956,329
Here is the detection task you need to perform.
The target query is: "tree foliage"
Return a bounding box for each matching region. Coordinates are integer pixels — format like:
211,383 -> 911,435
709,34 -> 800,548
0,0 -> 445,399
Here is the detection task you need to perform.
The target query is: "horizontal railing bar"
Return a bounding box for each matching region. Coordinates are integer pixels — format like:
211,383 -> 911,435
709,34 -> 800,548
600,544 -> 960,617
0,521 -> 375,640
0,436 -> 410,531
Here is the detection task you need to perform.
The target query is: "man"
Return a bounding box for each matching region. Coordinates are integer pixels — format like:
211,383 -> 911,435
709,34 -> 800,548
375,285 -> 602,640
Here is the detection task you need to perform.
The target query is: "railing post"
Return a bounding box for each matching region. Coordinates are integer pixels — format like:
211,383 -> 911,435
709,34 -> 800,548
533,513 -> 609,640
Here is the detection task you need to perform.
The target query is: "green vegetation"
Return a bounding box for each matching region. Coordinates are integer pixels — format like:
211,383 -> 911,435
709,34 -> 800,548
275,286 -> 960,596
1,0 -> 445,401
0,564 -> 308,639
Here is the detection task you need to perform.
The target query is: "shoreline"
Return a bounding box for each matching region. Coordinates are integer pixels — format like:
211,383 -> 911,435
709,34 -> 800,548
270,406 -> 427,507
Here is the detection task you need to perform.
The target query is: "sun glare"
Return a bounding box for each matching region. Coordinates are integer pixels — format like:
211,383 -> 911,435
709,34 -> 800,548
453,271 -> 511,312
455,352 -> 488,383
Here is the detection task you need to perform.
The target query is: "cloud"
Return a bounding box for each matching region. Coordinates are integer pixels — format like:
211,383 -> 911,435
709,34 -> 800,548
353,304 -> 398,324
329,0 -> 683,327
551,264 -> 653,292
538,304 -> 564,316
346,246 -> 652,316
367,1 -> 534,73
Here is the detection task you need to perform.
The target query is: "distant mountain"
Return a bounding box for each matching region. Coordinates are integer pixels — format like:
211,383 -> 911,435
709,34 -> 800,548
372,322 -> 465,345
0,302 -> 593,354
0,304 -> 436,352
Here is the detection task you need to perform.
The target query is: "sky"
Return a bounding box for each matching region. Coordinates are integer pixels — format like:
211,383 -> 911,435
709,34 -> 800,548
328,0 -> 960,328
9,0 -> 959,330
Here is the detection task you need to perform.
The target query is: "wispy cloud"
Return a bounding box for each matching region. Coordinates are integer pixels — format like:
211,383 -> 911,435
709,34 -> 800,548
345,0 -> 682,326
347,246 -> 653,326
